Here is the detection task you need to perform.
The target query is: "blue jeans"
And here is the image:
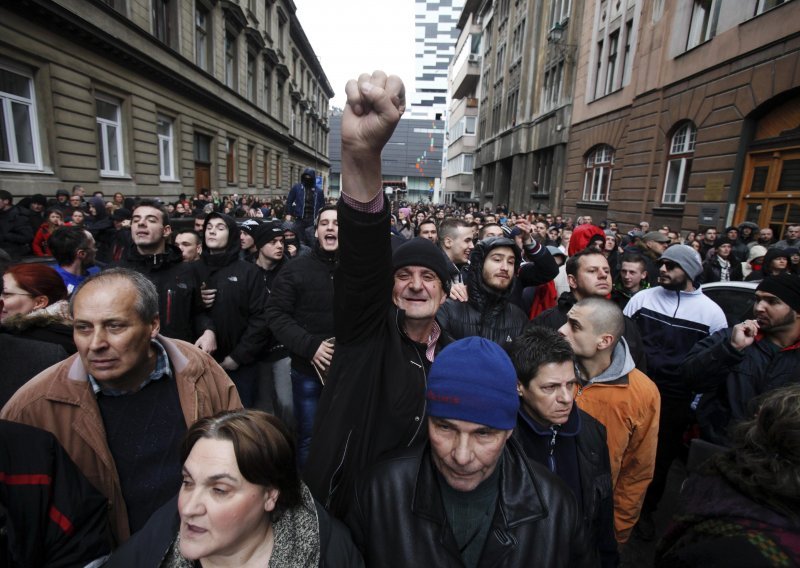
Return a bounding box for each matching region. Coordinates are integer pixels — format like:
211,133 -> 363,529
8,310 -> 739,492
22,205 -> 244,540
291,368 -> 323,469
226,363 -> 259,408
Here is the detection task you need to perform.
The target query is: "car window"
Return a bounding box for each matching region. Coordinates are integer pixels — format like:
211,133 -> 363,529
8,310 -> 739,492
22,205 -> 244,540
702,288 -> 755,327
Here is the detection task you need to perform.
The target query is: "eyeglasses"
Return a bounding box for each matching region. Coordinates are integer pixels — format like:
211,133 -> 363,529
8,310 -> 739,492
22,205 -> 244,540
0,291 -> 33,299
659,260 -> 679,271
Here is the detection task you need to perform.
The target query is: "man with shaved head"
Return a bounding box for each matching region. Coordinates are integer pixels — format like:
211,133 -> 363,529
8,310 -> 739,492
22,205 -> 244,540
558,297 -> 660,544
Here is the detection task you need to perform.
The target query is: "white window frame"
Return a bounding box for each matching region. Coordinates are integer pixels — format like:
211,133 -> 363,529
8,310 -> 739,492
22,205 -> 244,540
582,145 -> 614,202
195,5 -> 209,71
662,122 -> 696,204
550,0 -> 572,28
0,62 -> 42,171
755,0 -> 792,15
686,0 -> 718,50
224,30 -> 237,89
157,114 -> 177,181
96,94 -> 125,177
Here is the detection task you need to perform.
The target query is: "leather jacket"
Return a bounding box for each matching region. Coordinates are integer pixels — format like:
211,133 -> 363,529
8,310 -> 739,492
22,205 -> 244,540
347,439 -> 596,567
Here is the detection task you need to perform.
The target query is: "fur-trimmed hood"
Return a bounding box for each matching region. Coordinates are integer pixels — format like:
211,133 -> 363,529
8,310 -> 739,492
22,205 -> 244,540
1,300 -> 71,331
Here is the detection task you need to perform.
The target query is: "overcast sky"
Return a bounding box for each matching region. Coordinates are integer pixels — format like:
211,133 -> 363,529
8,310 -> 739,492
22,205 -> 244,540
293,0 -> 417,109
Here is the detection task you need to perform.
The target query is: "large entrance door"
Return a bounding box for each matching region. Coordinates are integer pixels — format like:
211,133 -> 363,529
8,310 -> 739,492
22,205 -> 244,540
736,149 -> 800,238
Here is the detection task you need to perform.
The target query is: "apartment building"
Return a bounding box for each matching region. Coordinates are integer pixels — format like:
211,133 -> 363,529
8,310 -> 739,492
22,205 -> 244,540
0,0 -> 333,200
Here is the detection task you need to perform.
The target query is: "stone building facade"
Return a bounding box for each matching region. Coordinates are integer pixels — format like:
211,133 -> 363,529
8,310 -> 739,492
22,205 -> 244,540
565,0 -> 800,234
0,0 -> 332,201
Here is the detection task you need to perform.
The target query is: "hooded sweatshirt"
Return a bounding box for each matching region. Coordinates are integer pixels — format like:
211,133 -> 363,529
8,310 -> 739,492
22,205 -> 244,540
199,213 -> 269,365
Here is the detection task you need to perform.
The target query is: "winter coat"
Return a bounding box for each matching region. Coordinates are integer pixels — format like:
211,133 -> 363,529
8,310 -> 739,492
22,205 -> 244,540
106,486 -> 364,567
572,339 -> 661,542
32,222 -> 56,256
656,469 -> 800,567
0,336 -> 242,543
0,300 -> 75,354
0,205 -> 33,258
265,243 -> 336,375
115,244 -> 212,343
287,168 -> 325,221
0,333 -> 68,410
682,327 -> 800,445
198,214 -> 270,365
0,420 -> 111,567
514,408 -> 618,566
701,253 -> 744,283
347,439 -> 596,567
304,198 -> 451,518
532,291 -> 649,372
436,238 -> 528,344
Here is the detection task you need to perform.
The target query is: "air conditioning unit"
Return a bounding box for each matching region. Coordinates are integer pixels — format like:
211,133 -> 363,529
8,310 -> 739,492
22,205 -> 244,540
468,54 -> 479,63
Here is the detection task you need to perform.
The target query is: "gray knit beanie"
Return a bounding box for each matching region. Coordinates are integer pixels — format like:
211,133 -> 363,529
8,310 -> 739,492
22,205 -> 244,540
660,245 -> 703,280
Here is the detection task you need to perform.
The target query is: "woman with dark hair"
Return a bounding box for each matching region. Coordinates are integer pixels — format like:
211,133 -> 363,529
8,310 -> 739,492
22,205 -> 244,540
745,247 -> 791,281
31,207 -> 64,256
656,385 -> 800,566
1,263 -> 75,352
107,410 -> 363,567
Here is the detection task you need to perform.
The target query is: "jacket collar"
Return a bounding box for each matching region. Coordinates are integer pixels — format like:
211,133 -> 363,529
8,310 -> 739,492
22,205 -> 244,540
412,439 -> 548,528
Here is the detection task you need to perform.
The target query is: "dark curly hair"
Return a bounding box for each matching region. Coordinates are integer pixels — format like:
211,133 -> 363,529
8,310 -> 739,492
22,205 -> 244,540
709,384 -> 800,520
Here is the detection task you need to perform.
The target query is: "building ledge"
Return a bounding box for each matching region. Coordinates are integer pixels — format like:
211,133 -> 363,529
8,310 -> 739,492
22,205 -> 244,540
576,201 -> 609,211
652,206 -> 685,216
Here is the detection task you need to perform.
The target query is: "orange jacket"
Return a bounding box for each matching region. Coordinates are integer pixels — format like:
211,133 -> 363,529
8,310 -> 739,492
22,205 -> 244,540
574,339 -> 660,543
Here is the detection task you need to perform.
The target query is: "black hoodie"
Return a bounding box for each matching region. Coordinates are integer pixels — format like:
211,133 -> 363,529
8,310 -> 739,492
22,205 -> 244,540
199,213 -> 269,365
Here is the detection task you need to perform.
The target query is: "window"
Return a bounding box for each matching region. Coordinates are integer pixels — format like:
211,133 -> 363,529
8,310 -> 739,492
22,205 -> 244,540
511,18 -> 526,61
226,137 -> 236,184
96,95 -> 124,176
263,64 -> 272,114
194,132 -> 211,163
495,44 -> 506,78
449,116 -> 477,141
446,154 -> 474,177
0,63 -> 42,170
263,149 -> 270,186
590,1 -> 636,101
264,0 -> 272,36
605,31 -> 619,95
275,152 -> 282,186
157,114 -> 176,180
662,122 -> 696,204
277,10 -> 287,52
755,0 -> 792,15
153,0 -> 176,47
534,147 -> 555,195
550,0 -> 571,27
276,78 -> 284,121
542,62 -> 564,111
195,5 -> 210,71
247,144 -> 255,185
505,88 -> 518,127
246,51 -> 256,102
687,0 -> 718,50
225,31 -> 237,89
582,145 -> 614,202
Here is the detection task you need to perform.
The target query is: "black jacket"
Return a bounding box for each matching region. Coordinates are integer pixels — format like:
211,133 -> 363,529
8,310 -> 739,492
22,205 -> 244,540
531,292 -> 648,372
0,206 -> 33,258
199,214 -> 269,365
304,198 -> 451,517
252,254 -> 291,362
437,238 -> 528,344
346,440 -> 596,567
105,493 -> 364,567
265,243 -> 336,375
115,243 -> 211,343
682,327 -> 800,445
701,255 -> 743,284
514,408 -> 618,567
0,420 -> 111,567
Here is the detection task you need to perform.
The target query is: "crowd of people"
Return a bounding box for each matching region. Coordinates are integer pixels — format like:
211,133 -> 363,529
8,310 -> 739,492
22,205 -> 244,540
1,71 -> 799,567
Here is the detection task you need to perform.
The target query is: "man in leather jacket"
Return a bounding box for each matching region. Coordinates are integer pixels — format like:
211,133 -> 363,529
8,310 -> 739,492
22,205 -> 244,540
347,336 -> 595,567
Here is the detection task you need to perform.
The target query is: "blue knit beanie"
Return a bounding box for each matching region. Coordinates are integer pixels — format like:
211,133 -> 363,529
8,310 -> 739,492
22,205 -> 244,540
426,337 -> 519,430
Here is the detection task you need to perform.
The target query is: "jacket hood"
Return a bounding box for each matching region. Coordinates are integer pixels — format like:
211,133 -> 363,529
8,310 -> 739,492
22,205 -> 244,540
88,196 -> 108,220
762,247 -> 790,274
201,212 -> 241,267
584,337 -> 636,384
568,224 -> 606,256
1,300 -> 72,331
302,167 -> 316,179
467,237 -> 520,311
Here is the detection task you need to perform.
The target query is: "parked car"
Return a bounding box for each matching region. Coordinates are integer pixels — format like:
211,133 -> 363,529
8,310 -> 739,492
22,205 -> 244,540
700,281 -> 758,327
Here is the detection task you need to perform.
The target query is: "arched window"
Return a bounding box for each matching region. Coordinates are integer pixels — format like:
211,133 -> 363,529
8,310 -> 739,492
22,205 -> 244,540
662,122 -> 696,204
582,145 -> 614,202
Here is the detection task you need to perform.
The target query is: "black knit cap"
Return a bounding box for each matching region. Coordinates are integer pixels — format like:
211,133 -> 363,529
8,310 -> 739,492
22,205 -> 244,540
757,273 -> 800,312
392,237 -> 452,293
254,221 -> 285,249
